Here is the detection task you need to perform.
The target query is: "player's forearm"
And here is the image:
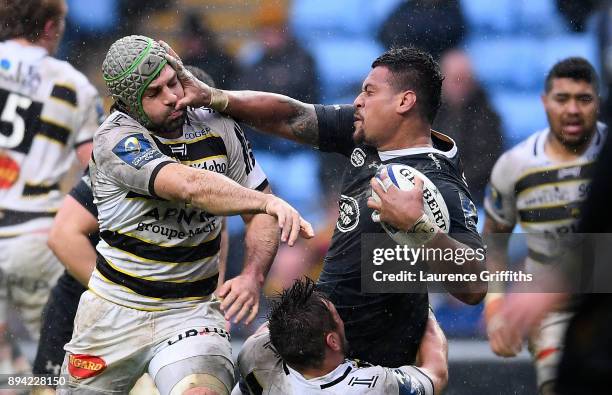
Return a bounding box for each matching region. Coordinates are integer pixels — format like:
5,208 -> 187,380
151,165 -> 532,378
48,232 -> 96,286
155,164 -> 270,216
425,233 -> 487,304
417,313 -> 449,395
241,213 -> 280,285
223,91 -> 320,147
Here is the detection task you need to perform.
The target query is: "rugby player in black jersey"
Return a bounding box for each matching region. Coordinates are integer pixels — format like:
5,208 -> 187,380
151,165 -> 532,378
164,44 -> 487,367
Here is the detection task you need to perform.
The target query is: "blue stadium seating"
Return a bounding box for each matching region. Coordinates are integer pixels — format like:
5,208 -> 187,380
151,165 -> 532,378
309,39 -> 384,104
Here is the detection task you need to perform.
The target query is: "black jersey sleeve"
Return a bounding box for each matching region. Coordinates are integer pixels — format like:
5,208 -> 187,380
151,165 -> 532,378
315,104 -> 356,156
68,177 -> 97,218
437,180 -> 483,250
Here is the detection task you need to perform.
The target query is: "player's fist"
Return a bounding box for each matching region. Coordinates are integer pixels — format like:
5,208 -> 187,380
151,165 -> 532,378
485,294 -> 522,357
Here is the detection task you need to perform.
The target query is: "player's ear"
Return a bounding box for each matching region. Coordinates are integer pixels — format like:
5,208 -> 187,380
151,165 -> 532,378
326,332 -> 342,352
397,90 -> 416,115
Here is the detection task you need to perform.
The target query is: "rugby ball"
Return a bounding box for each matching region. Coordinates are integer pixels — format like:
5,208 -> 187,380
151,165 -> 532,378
371,164 -> 450,247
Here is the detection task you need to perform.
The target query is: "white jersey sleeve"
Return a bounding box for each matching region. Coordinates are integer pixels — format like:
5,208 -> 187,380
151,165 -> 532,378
92,112 -> 176,197
484,148 -> 520,227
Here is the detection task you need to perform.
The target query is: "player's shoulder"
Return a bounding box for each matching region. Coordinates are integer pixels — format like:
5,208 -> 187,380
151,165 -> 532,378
491,128 -> 548,184
94,111 -> 148,150
41,55 -> 98,96
499,128 -> 547,165
237,330 -> 282,373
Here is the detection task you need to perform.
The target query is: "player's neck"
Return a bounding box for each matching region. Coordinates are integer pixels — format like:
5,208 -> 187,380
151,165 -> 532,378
11,38 -> 50,54
379,118 -> 432,151
544,129 -> 594,162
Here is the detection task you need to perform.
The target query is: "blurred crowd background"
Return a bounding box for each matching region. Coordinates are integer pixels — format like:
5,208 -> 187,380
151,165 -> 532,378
55,0 -> 610,340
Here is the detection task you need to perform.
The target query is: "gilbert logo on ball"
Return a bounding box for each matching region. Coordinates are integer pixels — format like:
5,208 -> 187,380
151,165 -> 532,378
371,164 -> 449,247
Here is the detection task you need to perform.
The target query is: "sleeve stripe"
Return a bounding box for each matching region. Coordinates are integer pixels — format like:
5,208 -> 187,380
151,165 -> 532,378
233,124 -> 254,174
255,179 -> 269,191
148,160 -> 174,198
50,84 -> 78,107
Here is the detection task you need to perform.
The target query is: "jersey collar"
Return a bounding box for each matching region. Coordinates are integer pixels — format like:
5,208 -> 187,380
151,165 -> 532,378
5,40 -> 48,60
287,360 -> 353,390
377,130 -> 457,161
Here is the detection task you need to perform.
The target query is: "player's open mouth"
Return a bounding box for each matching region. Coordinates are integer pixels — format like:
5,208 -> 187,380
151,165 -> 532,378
562,121 -> 583,134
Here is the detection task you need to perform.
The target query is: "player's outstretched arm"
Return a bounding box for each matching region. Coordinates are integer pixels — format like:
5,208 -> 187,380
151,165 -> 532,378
48,195 -> 98,286
161,41 -> 320,147
154,163 -> 314,246
415,311 -> 449,395
219,186 -> 281,325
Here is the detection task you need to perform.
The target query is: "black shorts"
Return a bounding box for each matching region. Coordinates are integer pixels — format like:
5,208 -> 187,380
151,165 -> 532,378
316,277 -> 428,367
32,271 -> 86,377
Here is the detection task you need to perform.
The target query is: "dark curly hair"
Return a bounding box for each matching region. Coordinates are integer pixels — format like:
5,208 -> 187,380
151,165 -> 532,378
372,46 -> 444,123
267,277 -> 338,371
545,57 -> 599,94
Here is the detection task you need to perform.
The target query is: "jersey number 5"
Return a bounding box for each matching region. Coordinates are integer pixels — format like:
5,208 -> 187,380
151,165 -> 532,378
0,89 -> 42,152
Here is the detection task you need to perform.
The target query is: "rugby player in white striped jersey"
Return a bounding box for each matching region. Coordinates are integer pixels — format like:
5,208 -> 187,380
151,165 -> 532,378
0,0 -> 103,372
483,57 -> 606,395
59,36 -> 313,395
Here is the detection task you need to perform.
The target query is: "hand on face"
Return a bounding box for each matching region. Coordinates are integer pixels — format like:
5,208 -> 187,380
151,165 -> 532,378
159,41 -> 213,110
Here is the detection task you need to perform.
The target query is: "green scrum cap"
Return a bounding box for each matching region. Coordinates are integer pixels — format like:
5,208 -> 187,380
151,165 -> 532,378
102,35 -> 168,128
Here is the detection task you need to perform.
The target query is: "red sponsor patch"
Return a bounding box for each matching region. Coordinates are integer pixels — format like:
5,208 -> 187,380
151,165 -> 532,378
0,152 -> 19,189
68,354 -> 107,379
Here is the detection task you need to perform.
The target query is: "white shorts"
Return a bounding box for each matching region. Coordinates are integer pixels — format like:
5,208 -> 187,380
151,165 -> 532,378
0,233 -> 63,340
528,311 -> 573,390
59,291 -> 234,395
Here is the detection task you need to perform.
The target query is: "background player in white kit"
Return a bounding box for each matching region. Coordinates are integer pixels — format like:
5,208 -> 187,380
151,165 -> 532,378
0,0 -> 102,371
233,278 -> 448,395
483,57 -> 606,394
59,35 -> 313,394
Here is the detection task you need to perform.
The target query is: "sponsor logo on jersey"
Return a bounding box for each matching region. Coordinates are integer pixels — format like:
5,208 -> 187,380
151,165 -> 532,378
337,195 -> 360,232
68,354 -> 106,379
190,158 -> 227,174
0,152 -> 19,189
459,192 -> 478,230
113,133 -> 163,169
350,148 -> 366,167
348,375 -> 379,388
167,327 -> 231,346
557,166 -> 581,179
184,127 -> 213,140
170,143 -> 187,156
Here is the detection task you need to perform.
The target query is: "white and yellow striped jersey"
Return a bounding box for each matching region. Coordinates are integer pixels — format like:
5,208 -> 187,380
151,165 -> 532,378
89,109 -> 267,310
485,122 -> 607,261
0,40 -> 103,237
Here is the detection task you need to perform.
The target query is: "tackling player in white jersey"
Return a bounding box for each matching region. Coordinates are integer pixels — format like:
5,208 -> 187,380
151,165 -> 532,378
59,35 -> 313,395
483,57 -> 606,394
233,278 -> 448,395
0,0 -> 103,369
